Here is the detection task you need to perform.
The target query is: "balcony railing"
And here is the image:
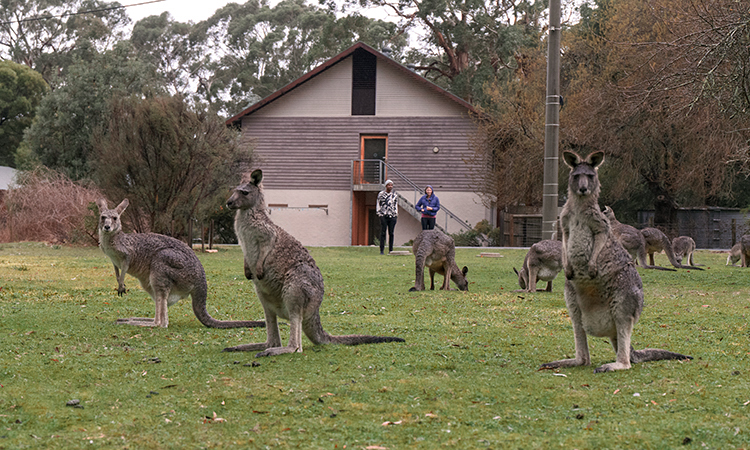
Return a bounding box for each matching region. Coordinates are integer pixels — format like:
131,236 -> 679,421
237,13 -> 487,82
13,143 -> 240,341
352,159 -> 474,234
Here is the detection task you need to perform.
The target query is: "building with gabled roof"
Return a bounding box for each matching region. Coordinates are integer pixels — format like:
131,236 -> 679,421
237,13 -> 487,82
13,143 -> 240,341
227,42 -> 493,247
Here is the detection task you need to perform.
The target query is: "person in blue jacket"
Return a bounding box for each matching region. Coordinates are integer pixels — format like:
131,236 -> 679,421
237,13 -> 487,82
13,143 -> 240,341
416,185 -> 440,230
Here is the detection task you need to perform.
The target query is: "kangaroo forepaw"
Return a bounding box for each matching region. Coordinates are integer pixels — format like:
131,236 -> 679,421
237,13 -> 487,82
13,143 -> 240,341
117,287 -> 127,296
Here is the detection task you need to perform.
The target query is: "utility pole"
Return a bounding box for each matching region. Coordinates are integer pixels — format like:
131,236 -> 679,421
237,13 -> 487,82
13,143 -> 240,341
542,0 -> 562,240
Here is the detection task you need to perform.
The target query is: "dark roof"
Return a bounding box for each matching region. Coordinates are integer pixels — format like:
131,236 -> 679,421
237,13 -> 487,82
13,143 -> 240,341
226,42 -> 477,126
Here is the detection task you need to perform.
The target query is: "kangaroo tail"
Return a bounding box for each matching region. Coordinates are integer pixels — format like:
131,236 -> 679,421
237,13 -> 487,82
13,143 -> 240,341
631,347 -> 692,364
191,282 -> 265,329
637,249 -> 677,271
640,262 -> 677,271
327,334 -> 406,345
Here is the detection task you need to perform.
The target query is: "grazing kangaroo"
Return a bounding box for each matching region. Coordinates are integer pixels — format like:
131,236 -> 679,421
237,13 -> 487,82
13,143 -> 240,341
727,243 -> 741,266
514,239 -> 562,292
740,235 -> 750,267
541,151 -> 691,373
223,170 -> 404,357
641,228 -> 703,270
671,236 -> 698,266
602,207 -> 675,272
408,229 -> 468,292
96,199 -> 265,329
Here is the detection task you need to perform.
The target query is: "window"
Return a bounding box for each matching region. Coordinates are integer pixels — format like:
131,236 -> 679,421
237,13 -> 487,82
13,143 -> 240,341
352,49 -> 376,115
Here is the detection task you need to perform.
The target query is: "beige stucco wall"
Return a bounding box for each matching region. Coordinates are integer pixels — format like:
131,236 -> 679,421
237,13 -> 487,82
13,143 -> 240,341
252,56 -> 467,119
261,189 -> 488,247
376,63 -> 467,117
262,189 -> 351,246
255,60 -> 353,118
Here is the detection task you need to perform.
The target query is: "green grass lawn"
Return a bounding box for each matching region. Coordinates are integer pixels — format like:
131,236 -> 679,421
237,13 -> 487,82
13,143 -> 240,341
0,242 -> 748,449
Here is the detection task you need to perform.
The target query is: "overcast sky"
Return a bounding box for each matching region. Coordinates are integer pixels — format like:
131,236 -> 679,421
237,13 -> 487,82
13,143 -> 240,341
124,0 -> 235,23
123,0 -> 391,24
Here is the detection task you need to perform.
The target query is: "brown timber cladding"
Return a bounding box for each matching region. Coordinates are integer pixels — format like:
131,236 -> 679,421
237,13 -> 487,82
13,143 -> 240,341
241,116 -> 479,191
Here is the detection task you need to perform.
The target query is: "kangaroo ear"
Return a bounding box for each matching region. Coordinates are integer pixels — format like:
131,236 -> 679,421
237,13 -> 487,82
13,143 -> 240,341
96,199 -> 108,212
116,199 -> 129,214
251,169 -> 263,186
587,151 -> 605,169
513,267 -> 519,276
562,151 -> 580,169
462,266 -> 468,276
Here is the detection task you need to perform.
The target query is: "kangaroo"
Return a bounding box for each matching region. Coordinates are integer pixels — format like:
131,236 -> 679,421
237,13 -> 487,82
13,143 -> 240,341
96,199 -> 265,329
602,206 -> 675,271
740,235 -> 750,267
671,236 -> 698,266
727,243 -> 741,266
514,239 -> 562,292
541,151 -> 691,373
408,229 -> 468,292
641,228 -> 703,270
223,170 -> 404,357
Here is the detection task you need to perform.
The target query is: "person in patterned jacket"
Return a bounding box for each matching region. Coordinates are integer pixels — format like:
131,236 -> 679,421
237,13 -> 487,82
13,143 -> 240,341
377,180 -> 398,254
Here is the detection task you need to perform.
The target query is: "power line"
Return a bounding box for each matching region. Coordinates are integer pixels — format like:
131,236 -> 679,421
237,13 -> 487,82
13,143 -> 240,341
0,0 -> 166,26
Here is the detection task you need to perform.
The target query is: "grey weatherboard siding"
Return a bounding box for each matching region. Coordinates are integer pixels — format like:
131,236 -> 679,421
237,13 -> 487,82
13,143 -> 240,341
242,116 -> 479,191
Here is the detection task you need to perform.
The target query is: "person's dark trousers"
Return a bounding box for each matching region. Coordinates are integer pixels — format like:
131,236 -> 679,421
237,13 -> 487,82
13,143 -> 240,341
380,215 -> 397,253
421,217 -> 436,230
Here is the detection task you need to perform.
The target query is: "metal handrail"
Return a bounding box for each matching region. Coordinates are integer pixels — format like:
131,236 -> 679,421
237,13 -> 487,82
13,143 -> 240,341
352,159 -> 473,233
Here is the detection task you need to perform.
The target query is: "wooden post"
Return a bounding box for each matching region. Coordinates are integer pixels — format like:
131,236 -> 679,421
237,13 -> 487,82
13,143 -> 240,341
542,0 -> 562,240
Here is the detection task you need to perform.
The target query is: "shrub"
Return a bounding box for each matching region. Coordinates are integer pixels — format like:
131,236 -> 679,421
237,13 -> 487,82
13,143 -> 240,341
1,168 -> 101,244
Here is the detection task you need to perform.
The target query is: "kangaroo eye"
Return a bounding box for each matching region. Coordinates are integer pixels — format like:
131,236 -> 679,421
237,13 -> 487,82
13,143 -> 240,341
239,190 -> 249,196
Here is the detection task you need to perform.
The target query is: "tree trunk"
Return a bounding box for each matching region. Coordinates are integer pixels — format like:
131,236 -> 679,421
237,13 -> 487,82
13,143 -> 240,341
653,194 -> 677,235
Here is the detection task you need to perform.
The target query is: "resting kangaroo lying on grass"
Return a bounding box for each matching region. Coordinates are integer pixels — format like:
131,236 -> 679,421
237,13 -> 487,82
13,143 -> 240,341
224,170 -> 404,357
97,198 -> 265,329
408,229 -> 468,292
541,151 -> 691,373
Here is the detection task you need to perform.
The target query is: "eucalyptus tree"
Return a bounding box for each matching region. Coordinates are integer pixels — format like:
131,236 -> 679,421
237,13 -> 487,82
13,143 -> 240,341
0,0 -> 130,83
22,43 -> 163,180
130,12 -> 201,100
348,0 -> 547,103
192,0 -> 406,116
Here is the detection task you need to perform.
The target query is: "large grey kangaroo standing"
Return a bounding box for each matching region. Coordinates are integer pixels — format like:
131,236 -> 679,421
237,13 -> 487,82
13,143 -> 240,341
223,170 -> 404,357
96,199 -> 265,329
514,239 -> 562,292
541,151 -> 691,373
408,229 -> 468,292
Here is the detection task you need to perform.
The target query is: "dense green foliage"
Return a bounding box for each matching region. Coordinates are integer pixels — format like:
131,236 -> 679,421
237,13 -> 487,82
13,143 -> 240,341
0,61 -> 48,167
22,45 -> 163,179
1,243 -> 748,448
